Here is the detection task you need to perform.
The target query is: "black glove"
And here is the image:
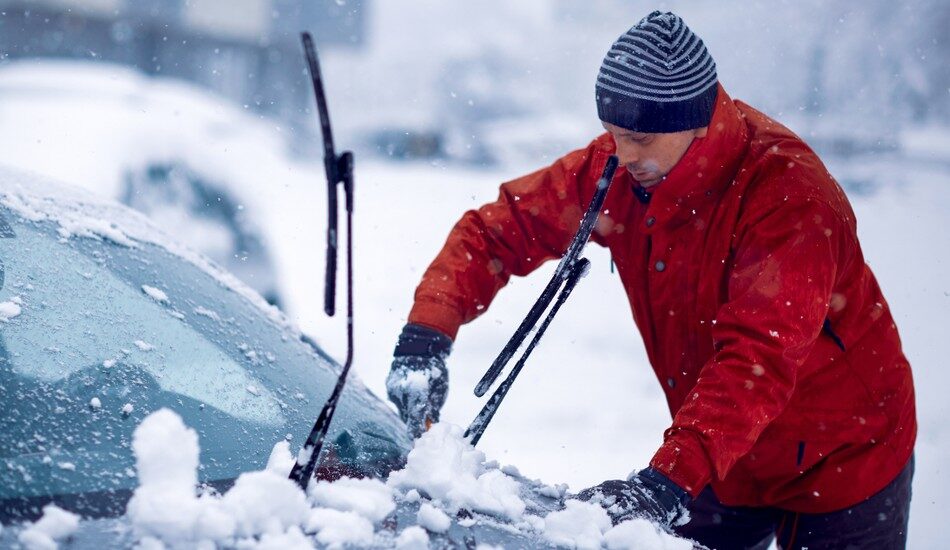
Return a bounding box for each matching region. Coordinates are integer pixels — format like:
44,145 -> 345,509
577,467 -> 690,527
386,323 -> 452,439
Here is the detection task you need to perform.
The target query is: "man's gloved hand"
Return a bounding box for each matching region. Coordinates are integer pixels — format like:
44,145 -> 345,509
577,467 -> 690,528
386,323 -> 453,439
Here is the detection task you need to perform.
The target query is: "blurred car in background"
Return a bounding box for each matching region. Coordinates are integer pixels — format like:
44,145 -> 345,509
0,60 -> 292,306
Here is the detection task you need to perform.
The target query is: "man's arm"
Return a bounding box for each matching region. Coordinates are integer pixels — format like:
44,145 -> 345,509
408,136 -> 614,340
650,196 -> 855,497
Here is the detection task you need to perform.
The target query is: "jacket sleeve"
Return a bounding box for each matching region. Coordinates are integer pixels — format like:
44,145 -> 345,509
650,195 -> 855,497
407,137 -> 612,340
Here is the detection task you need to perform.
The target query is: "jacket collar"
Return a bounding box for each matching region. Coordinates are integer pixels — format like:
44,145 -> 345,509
636,84 -> 750,232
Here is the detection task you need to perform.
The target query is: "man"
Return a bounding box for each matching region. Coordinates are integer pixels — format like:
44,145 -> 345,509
387,11 -> 916,549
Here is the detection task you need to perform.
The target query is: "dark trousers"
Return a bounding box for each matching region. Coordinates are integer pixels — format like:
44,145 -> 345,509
673,456 -> 914,550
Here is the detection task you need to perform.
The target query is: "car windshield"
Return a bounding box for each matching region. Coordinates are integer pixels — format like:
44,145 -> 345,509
0,206 -> 409,520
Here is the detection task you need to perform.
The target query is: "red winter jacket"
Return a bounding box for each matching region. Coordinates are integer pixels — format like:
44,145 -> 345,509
407,85 -> 916,513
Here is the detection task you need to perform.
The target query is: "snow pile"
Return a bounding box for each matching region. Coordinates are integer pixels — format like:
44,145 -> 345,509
309,477 -> 395,523
542,500 -> 691,550
416,502 -> 451,533
387,423 -> 526,520
125,409 -> 403,549
126,409 -> 239,545
17,504 -> 80,550
602,519 -> 693,550
394,526 -> 430,549
121,410 -> 690,548
543,500 -> 612,549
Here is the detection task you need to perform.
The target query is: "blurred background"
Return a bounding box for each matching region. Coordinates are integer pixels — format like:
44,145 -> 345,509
0,0 -> 947,546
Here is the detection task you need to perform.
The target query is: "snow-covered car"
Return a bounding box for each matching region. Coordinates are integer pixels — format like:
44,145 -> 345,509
0,168 -> 696,549
0,61 -> 289,307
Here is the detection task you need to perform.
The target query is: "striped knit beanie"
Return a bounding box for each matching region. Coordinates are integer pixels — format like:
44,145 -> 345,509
596,11 -> 718,133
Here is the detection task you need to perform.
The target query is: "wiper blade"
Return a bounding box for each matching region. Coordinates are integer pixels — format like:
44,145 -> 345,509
289,32 -> 357,491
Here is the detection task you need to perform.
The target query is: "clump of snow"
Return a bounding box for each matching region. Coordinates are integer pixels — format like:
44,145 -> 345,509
126,409 -> 311,545
133,340 -> 154,352
194,306 -> 221,321
387,423 -> 525,519
541,501 -> 691,550
88,397 -> 101,410
603,518 -> 693,550
543,500 -> 612,550
395,526 -> 430,549
0,299 -> 22,321
304,508 -> 374,548
219,470 -> 310,538
17,504 -> 80,550
122,403 -> 134,415
141,284 -> 169,303
417,502 -> 451,533
102,359 -> 117,368
309,477 -> 395,523
126,408 -> 231,545
265,440 -> 295,475
254,526 -> 314,550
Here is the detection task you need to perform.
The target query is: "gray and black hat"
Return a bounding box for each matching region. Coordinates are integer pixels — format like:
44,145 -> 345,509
596,11 -> 718,133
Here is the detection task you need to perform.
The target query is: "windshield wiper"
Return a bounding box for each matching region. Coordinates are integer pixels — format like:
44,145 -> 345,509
465,155 -> 619,446
289,32 -> 357,491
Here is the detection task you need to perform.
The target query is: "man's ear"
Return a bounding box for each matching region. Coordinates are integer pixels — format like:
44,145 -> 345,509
695,126 -> 709,138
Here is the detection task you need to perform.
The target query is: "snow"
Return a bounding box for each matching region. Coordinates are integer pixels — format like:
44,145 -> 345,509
17,504 -> 80,550
133,340 -> 155,352
122,403 -> 134,415
265,441 -> 295,476
141,285 -> 169,303
309,477 -> 395,524
304,509 -> 374,548
194,306 -> 221,321
394,526 -> 430,549
542,500 -> 612,550
0,166 -> 301,338
604,519 -> 693,550
416,502 -> 451,533
89,397 -> 102,410
219,471 -> 309,538
119,409 -> 689,548
387,423 -> 526,519
0,300 -> 21,321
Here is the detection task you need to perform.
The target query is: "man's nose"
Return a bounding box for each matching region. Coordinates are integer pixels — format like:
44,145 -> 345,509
614,140 -> 639,166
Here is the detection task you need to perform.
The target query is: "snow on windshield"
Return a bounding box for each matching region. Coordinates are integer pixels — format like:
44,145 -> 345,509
0,167 -> 297,338
80,409 -> 692,549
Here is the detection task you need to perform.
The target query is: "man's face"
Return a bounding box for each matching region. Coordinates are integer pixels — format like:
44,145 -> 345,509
602,121 -> 708,188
